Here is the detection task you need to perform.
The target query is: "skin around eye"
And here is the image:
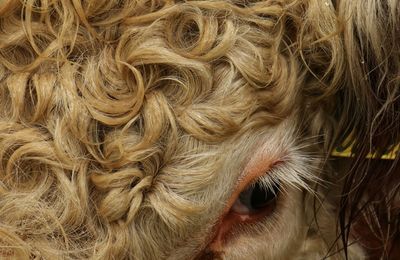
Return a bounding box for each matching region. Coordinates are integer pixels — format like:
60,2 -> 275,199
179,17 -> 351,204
207,159 -> 283,253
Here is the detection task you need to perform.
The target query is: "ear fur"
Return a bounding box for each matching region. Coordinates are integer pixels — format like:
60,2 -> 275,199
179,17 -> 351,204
297,0 -> 400,257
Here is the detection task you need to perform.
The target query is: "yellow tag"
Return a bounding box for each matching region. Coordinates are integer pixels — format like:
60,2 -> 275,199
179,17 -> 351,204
332,143 -> 399,160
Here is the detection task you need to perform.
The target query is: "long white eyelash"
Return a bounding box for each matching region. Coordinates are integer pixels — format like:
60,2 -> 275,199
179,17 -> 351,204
248,148 -> 325,198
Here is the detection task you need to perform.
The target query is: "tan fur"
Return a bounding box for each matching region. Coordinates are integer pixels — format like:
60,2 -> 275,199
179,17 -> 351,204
0,0 -> 398,259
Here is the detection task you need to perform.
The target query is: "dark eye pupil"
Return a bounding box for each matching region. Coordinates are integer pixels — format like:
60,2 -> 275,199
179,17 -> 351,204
251,182 -> 278,210
239,181 -> 280,212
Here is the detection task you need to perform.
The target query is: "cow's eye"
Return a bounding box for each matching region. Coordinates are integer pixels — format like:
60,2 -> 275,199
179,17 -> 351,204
231,178 -> 280,215
205,163 -> 283,254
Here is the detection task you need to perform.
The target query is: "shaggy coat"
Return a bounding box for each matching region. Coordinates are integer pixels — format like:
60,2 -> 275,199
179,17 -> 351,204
0,0 -> 398,259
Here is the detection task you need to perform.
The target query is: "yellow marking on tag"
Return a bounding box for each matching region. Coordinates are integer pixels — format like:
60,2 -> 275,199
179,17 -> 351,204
332,143 -> 399,160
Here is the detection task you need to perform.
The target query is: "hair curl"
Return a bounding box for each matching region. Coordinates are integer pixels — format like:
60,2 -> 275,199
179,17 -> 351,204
0,0 -> 398,259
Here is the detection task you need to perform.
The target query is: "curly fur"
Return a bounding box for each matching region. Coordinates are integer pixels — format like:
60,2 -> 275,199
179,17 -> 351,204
0,0 -> 398,259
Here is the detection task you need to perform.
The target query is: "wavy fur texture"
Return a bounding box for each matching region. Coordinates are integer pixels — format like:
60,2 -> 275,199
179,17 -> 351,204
0,0 -> 398,259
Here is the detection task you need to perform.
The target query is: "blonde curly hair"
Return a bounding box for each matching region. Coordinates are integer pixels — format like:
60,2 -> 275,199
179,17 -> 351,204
0,0 -> 398,259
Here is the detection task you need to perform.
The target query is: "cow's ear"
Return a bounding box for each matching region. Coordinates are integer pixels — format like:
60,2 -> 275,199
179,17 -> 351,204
335,0 -> 400,256
296,0 -> 400,258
